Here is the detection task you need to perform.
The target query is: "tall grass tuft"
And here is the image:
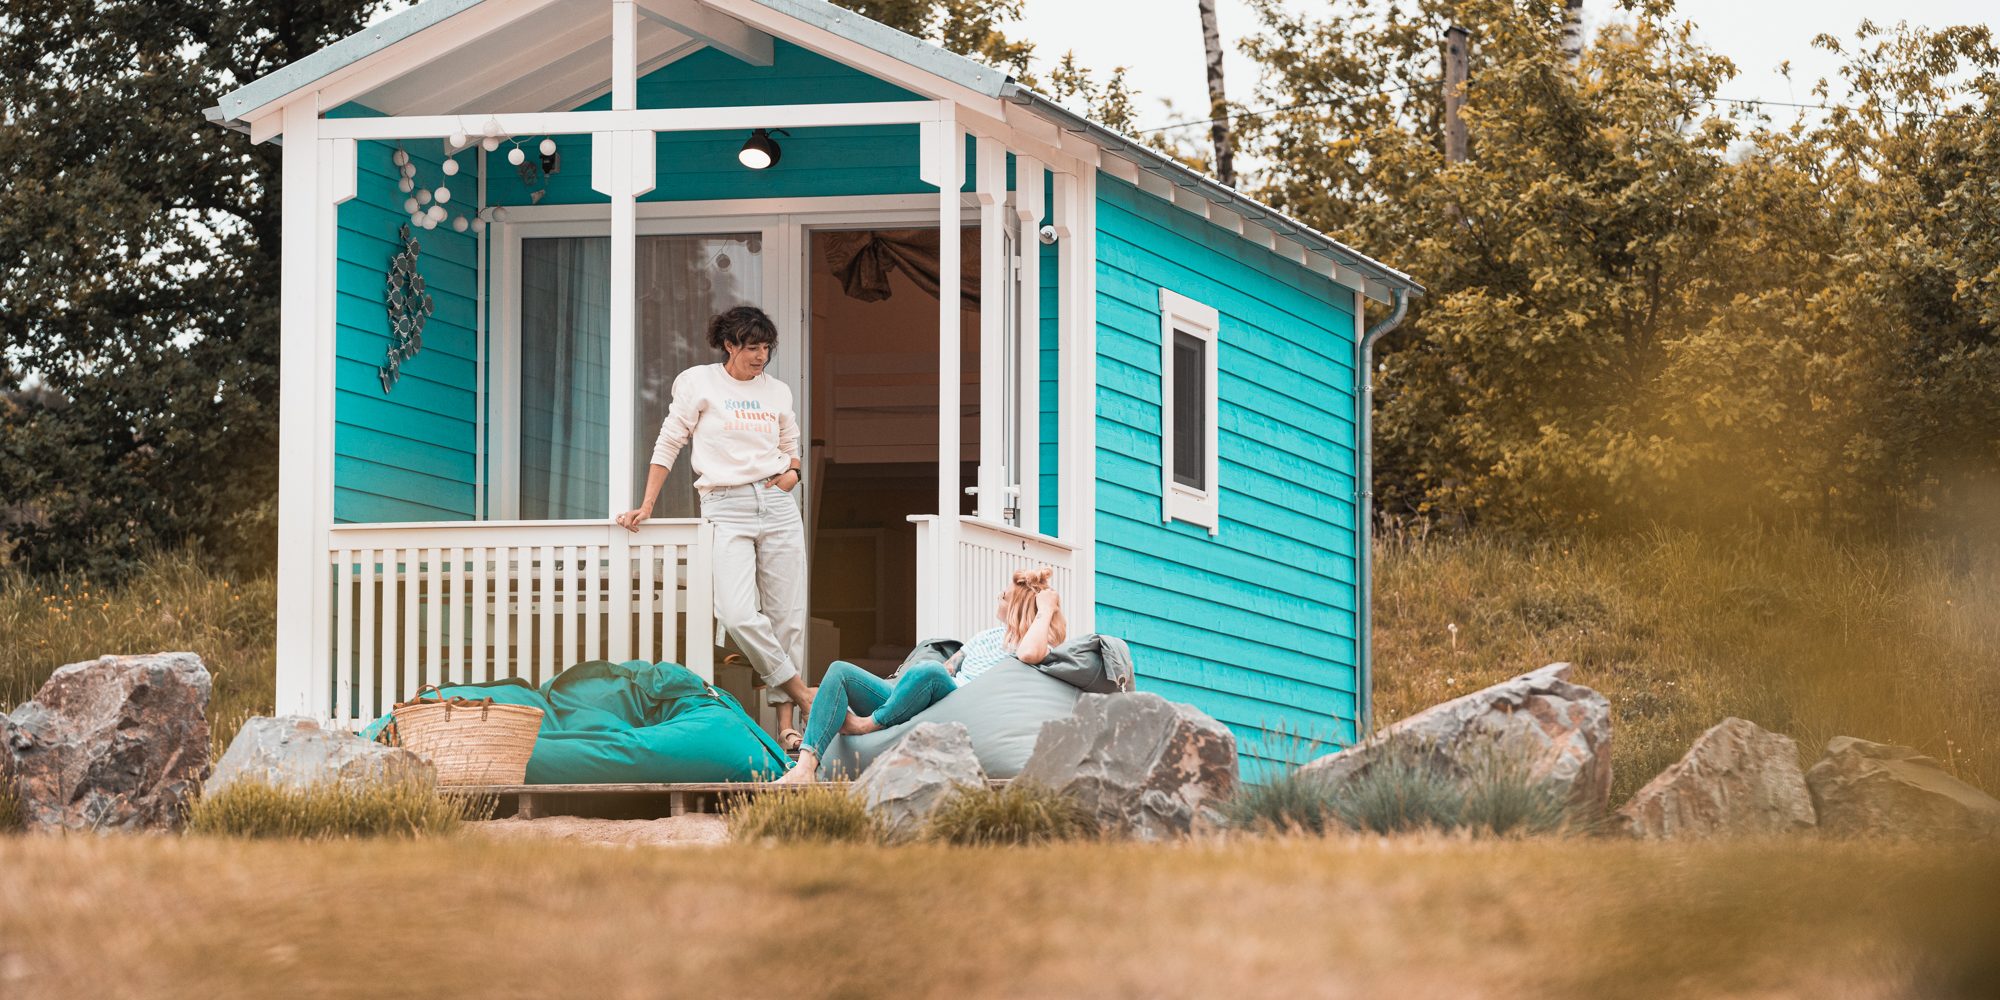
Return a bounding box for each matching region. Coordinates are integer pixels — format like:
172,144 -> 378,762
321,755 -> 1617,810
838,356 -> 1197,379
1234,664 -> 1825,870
186,779 -> 482,840
727,786 -> 882,844
1223,768 -> 1344,836
1325,749 -> 1468,835
924,782 -> 1098,846
1230,740 -> 1575,838
0,778 -> 20,833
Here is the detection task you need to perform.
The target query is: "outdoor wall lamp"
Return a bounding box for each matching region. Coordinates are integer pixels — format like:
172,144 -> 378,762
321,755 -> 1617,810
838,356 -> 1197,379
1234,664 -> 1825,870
738,128 -> 787,169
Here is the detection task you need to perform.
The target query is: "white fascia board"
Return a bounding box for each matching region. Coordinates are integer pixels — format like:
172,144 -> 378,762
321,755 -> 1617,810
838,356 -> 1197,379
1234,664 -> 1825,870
639,0 -> 773,66
706,0 -> 1006,116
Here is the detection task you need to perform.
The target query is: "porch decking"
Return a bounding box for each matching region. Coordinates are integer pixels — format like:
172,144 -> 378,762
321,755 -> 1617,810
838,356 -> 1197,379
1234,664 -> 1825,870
455,779 -> 1013,818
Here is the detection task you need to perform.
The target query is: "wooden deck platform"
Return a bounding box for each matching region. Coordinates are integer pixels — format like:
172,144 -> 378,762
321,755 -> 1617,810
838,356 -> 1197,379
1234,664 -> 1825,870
446,780 -> 1009,819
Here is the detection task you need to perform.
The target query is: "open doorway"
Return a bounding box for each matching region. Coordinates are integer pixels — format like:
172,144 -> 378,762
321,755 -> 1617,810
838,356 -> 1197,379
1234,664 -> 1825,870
805,226 -> 980,674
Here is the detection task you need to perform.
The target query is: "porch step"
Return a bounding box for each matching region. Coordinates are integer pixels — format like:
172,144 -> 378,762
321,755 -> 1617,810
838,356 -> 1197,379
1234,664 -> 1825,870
446,780 -> 1010,820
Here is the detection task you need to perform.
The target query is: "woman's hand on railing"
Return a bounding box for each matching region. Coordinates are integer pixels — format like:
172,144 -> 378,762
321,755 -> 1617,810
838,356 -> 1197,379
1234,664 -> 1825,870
613,503 -> 653,532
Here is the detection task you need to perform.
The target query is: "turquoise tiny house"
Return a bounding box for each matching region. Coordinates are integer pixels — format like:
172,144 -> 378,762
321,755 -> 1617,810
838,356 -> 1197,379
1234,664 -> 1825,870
209,0 -> 1422,776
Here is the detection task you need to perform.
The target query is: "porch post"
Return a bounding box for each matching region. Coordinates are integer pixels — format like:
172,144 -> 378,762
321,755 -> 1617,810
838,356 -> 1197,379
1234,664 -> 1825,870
275,99 -> 326,718
927,105 -> 964,637
1054,168 -> 1098,634
973,135 -> 1006,524
1013,156 -> 1044,533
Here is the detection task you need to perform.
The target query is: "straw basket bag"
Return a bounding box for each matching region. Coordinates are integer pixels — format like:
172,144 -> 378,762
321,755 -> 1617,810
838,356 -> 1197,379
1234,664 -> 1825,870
385,685 -> 543,785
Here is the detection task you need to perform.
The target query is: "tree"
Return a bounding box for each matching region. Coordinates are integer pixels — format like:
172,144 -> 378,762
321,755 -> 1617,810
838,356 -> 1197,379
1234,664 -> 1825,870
0,0 -> 392,578
1198,0 -> 1235,186
1239,0 -> 1999,536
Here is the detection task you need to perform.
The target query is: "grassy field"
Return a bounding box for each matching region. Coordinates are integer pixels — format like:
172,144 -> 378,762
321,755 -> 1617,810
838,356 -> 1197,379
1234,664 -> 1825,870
0,834 -> 1993,998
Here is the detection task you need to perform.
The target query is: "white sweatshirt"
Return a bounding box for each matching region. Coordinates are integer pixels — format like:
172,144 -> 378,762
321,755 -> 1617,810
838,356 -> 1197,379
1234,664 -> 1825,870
648,363 -> 801,489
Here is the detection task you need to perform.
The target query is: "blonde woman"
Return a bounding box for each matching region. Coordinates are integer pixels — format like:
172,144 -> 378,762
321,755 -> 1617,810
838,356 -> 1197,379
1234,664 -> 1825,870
616,306 -> 811,721
774,567 -> 1066,784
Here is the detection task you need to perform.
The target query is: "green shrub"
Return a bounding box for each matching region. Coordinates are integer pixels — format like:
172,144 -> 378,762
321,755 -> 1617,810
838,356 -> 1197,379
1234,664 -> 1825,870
1223,769 -> 1343,836
727,786 -> 882,844
1326,748 -> 1469,835
186,779 -> 481,839
924,782 -> 1098,846
1457,749 -> 1574,837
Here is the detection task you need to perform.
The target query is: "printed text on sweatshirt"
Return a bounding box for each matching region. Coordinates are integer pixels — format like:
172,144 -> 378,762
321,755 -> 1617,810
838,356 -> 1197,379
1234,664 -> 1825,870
648,364 -> 801,489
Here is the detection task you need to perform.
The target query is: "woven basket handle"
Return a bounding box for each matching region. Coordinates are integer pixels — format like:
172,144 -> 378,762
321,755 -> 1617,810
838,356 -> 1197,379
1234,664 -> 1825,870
406,684 -> 495,721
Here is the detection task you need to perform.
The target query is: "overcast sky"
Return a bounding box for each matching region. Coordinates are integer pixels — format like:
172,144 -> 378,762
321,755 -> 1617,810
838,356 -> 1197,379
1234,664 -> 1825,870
1014,0 -> 1996,134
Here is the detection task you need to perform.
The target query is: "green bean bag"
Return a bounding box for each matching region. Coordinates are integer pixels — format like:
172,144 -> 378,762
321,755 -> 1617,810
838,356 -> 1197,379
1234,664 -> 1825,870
360,660 -> 789,783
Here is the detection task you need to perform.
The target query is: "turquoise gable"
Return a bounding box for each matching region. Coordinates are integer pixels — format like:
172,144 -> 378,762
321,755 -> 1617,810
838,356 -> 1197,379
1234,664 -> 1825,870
1091,176 -> 1362,780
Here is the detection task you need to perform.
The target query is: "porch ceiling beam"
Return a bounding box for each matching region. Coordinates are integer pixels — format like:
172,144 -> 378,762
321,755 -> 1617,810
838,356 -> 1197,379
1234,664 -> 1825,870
420,14 -> 622,116
489,27 -> 698,117
638,0 -> 773,66
317,100 -> 944,140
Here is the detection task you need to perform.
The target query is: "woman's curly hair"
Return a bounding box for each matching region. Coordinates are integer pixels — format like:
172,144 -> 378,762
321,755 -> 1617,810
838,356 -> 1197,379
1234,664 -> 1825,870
708,305 -> 778,352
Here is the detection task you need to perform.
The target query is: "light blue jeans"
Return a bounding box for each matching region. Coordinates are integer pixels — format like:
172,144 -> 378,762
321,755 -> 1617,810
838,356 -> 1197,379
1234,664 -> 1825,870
802,660 -> 957,761
700,482 -> 807,694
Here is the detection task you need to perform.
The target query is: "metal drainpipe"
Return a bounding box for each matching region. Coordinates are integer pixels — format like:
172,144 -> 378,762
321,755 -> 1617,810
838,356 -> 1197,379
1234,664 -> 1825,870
1354,286 -> 1409,743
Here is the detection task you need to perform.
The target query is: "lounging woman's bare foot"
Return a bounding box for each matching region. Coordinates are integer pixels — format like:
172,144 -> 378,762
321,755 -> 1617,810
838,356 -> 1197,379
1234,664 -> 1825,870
841,711 -> 882,736
773,753 -> 819,785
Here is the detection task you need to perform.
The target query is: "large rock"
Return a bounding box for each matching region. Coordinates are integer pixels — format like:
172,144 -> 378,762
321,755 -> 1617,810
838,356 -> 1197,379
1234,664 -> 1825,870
1,653 -> 211,833
849,722 -> 987,843
1302,663 -> 1612,821
207,716 -> 434,797
1018,693 -> 1237,840
1615,717 -> 1816,839
1806,736 -> 2000,840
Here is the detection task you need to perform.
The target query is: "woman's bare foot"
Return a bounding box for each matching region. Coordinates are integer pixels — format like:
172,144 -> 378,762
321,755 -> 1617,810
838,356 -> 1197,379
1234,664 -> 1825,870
772,752 -> 819,785
841,711 -> 882,736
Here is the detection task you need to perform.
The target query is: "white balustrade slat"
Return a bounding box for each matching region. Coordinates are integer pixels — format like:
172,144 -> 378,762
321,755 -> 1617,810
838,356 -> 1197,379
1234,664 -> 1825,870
472,546 -> 489,683
426,546 -> 443,690
539,543 -> 556,685
661,543 -> 682,667
402,547 -> 421,701
335,549 -> 353,723
516,544 -> 533,682
358,548 -> 377,723
585,544 -> 602,662
563,543 -> 579,669
448,545 -> 464,685
638,544 -> 656,663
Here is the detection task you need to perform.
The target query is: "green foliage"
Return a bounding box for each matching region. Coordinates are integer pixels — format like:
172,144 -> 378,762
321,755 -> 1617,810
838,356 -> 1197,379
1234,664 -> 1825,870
1230,744 -> 1570,838
923,781 -> 1098,845
186,779 -> 482,840
1241,0 -> 2000,535
1223,768 -> 1345,835
727,786 -> 883,844
0,0 -> 392,580
1323,747 -> 1469,835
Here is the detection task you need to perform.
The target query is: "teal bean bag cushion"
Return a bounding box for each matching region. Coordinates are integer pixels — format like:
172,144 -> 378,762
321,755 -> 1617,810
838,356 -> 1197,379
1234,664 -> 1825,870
360,659 -> 789,783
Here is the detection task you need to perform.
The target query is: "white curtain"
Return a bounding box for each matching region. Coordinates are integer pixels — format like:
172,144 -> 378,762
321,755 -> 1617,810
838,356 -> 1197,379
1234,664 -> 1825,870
519,237 -> 610,519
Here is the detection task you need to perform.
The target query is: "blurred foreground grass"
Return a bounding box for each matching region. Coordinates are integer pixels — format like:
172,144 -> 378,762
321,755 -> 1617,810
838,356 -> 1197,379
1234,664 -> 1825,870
0,835 -> 1994,999
1375,528 -> 2000,803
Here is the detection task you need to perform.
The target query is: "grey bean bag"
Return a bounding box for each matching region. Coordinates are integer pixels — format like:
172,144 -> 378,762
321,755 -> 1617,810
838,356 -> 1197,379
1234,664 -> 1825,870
819,634 -> 1134,779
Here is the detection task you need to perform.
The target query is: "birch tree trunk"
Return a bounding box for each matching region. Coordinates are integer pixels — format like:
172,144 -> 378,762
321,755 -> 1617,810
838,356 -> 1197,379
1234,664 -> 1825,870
1199,0 -> 1235,187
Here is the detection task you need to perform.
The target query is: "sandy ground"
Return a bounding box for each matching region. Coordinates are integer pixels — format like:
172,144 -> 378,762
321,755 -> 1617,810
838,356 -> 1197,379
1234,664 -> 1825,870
466,814 -> 730,847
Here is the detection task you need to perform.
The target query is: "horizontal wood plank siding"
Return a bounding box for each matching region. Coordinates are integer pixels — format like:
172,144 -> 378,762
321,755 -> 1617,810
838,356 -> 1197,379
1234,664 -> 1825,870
1092,176 -> 1362,778
331,102 -> 479,523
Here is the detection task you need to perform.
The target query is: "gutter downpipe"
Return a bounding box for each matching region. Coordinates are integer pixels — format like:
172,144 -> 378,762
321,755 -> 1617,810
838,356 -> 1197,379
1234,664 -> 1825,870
1354,286 -> 1409,744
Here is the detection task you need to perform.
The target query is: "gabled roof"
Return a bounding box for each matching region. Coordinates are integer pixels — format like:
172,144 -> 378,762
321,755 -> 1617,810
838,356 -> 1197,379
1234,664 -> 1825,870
205,0 -> 1421,299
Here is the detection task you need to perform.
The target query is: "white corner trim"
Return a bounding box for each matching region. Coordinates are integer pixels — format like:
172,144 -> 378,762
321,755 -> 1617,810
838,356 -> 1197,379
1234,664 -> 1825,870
1159,286 -> 1220,536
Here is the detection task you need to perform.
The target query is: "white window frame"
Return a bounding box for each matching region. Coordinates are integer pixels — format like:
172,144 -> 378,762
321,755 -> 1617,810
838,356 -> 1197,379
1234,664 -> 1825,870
1159,287 -> 1220,534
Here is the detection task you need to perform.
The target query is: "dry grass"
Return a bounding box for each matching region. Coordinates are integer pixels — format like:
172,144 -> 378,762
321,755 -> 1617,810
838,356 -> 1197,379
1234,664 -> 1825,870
1374,527 -> 2000,805
0,835 -> 1993,998
726,784 -> 883,844
0,549 -> 274,756
185,779 -> 486,840
924,781 -> 1099,846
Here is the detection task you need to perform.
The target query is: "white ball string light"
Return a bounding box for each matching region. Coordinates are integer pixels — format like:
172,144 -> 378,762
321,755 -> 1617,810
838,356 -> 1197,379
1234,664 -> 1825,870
539,137 -> 557,156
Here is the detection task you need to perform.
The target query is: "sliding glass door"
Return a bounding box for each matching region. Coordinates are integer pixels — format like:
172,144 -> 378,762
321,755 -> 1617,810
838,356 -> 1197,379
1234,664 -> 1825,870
515,232 -> 766,519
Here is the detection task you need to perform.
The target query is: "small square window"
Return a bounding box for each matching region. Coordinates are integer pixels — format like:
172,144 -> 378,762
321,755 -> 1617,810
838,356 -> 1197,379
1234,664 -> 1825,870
1159,289 -> 1220,534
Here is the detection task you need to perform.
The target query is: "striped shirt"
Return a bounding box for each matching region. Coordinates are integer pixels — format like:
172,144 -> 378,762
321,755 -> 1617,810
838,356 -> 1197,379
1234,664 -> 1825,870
954,626 -> 1016,685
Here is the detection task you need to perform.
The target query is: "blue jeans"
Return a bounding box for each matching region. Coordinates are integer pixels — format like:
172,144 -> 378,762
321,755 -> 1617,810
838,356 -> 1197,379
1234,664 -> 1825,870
802,660 -> 956,762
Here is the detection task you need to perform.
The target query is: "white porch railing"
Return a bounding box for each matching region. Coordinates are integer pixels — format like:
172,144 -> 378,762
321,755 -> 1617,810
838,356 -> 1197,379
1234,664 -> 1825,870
910,516 -> 1077,641
319,519 -> 713,731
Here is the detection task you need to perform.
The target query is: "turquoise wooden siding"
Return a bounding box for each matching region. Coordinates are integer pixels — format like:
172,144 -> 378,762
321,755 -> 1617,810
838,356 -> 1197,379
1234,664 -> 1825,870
1092,176 -> 1361,779
331,103 -> 480,523
1039,177 -> 1060,537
